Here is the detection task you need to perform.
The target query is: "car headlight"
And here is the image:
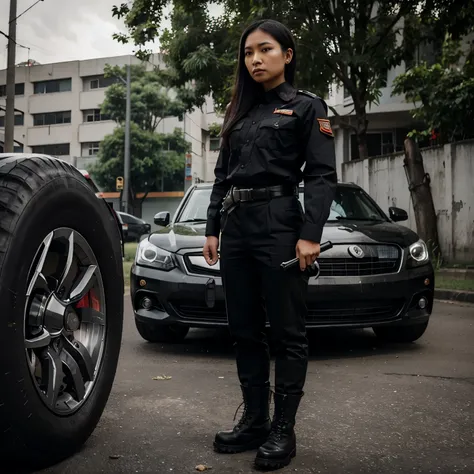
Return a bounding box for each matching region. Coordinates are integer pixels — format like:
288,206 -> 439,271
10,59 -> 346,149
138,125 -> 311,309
407,239 -> 429,266
136,240 -> 175,271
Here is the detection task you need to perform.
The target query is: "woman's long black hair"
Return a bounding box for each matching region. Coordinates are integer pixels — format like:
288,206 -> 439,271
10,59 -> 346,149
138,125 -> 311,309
220,19 -> 297,141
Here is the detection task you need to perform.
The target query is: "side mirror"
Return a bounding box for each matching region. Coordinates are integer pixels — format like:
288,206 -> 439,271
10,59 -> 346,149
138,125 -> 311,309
154,211 -> 170,227
389,206 -> 408,222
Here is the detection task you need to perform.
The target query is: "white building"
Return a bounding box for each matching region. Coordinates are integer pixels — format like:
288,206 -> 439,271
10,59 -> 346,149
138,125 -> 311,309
0,53 -> 220,186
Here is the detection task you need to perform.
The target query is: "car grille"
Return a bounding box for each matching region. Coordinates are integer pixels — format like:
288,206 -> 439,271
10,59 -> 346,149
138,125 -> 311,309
318,244 -> 401,276
184,244 -> 402,277
170,299 -> 404,326
185,255 -> 220,277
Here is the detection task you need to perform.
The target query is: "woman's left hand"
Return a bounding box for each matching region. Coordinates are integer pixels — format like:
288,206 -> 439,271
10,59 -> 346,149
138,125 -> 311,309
295,239 -> 320,271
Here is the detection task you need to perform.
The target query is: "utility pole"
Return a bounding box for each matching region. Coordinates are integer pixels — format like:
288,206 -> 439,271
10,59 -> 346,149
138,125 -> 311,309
5,0 -> 18,153
123,63 -> 131,213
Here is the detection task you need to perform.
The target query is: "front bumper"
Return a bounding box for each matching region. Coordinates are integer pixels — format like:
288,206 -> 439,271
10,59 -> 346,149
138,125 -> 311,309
131,259 -> 434,330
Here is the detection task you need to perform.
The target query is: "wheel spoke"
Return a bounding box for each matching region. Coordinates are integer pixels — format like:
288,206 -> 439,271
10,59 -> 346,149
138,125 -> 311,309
60,349 -> 86,401
27,232 -> 54,297
57,230 -> 76,295
76,307 -> 105,326
67,265 -> 97,303
25,329 -> 51,349
42,347 -> 64,408
62,337 -> 94,382
24,227 -> 106,415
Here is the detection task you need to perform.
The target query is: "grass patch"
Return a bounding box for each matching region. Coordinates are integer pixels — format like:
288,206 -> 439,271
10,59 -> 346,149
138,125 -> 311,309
435,276 -> 474,292
123,261 -> 133,288
124,242 -> 138,262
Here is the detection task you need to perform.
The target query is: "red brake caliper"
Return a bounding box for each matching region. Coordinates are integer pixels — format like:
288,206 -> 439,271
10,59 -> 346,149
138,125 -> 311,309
76,288 -> 100,312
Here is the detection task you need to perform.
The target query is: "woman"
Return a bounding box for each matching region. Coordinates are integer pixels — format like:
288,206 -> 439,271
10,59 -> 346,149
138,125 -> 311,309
203,19 -> 337,470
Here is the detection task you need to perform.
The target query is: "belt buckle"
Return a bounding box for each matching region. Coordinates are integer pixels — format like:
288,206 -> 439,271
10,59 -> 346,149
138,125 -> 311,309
238,188 -> 252,202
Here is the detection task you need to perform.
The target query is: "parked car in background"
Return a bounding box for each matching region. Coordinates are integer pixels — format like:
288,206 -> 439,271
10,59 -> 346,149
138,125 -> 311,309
117,211 -> 151,242
79,169 -> 127,249
130,182 -> 435,344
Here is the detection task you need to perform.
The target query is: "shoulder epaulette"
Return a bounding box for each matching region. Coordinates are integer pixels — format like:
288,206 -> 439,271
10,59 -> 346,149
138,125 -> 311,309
297,89 -> 319,99
297,90 -> 328,114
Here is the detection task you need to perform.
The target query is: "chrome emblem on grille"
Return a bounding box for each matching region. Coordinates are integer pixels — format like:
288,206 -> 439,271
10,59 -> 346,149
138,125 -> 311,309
348,245 -> 365,259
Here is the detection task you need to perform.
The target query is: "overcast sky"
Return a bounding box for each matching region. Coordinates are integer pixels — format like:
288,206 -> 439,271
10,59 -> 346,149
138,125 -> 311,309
0,0 -> 172,68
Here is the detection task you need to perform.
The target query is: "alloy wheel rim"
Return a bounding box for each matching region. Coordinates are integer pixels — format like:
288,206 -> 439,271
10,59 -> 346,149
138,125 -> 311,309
23,228 -> 106,415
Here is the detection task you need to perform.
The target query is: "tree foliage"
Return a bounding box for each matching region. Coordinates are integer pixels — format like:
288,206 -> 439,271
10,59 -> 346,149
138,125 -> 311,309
92,125 -> 189,194
112,0 -> 474,159
92,64 -> 191,209
392,37 -> 474,144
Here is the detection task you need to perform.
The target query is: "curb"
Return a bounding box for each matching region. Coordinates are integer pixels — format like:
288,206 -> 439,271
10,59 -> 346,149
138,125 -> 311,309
434,289 -> 474,304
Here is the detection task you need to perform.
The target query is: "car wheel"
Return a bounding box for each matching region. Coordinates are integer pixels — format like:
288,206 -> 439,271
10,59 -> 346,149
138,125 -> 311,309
135,320 -> 189,343
373,321 -> 429,343
0,155 -> 124,469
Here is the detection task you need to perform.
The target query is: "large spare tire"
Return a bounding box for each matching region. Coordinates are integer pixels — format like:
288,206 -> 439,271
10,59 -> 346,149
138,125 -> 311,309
0,154 -> 124,469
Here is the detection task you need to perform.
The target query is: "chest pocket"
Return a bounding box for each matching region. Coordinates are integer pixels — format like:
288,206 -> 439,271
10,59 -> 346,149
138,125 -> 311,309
228,121 -> 245,151
257,116 -> 298,152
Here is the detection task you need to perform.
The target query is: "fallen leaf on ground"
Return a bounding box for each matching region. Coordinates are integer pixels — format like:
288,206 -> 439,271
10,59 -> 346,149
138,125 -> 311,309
109,455 -> 122,460
152,375 -> 172,380
195,465 -> 212,471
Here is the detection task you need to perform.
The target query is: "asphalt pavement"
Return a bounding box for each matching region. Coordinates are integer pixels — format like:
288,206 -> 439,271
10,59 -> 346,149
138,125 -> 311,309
31,298 -> 474,473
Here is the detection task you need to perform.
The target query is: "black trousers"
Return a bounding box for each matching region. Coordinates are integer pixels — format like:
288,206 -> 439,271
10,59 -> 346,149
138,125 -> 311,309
220,195 -> 309,395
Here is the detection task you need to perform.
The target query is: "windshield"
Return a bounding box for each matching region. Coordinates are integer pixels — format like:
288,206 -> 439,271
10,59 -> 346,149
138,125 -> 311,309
324,187 -> 386,221
176,186 -> 386,223
177,189 -> 213,222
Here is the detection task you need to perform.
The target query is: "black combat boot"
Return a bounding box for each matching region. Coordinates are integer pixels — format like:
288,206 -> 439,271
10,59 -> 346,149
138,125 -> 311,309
214,384 -> 271,453
254,392 -> 303,470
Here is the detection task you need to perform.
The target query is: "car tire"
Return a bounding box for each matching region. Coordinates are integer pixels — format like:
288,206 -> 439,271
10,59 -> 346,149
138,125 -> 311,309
373,321 -> 429,343
0,155 -> 124,469
135,320 -> 189,343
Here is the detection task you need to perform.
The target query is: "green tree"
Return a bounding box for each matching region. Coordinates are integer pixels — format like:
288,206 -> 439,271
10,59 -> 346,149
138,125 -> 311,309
112,0 -> 473,160
92,64 -> 192,214
93,126 -> 189,213
392,37 -> 474,144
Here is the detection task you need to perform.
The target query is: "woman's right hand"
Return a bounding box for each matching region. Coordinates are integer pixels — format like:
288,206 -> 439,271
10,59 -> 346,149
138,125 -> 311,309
203,236 -> 219,266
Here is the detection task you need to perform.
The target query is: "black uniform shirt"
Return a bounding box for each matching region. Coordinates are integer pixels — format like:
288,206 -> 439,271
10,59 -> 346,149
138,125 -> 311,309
205,81 -> 337,243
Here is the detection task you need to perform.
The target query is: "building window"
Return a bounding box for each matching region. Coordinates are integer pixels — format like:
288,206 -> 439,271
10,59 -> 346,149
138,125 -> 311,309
81,142 -> 100,156
83,109 -> 111,122
86,75 -> 118,91
33,79 -> 72,94
209,137 -> 220,151
350,131 -> 395,160
0,114 -> 24,127
0,83 -> 25,97
33,111 -> 71,126
405,40 -> 442,71
31,144 -> 70,156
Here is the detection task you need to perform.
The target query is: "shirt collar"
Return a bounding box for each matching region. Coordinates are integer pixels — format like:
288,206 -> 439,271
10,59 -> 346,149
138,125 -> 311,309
263,81 -> 297,103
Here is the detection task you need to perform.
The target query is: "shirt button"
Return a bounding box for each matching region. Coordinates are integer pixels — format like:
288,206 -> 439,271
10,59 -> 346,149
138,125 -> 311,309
246,140 -> 249,144
252,121 -> 256,125
240,164 -> 245,169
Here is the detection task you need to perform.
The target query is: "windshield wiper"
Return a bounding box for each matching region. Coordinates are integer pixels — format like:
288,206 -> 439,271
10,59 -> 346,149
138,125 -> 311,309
177,218 -> 207,223
333,216 -> 383,222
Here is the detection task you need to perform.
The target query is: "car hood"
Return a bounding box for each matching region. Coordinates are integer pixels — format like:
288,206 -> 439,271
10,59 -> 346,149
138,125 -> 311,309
148,220 -> 420,253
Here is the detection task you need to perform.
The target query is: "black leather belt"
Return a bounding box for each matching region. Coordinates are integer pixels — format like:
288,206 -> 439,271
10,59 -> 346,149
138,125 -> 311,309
231,184 -> 296,202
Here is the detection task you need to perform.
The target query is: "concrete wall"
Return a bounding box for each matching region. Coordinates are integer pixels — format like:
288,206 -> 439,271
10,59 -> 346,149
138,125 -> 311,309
342,140 -> 474,263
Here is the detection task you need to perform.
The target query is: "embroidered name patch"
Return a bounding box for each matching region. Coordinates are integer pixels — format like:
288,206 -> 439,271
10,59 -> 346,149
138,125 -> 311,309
273,108 -> 294,116
317,118 -> 333,137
